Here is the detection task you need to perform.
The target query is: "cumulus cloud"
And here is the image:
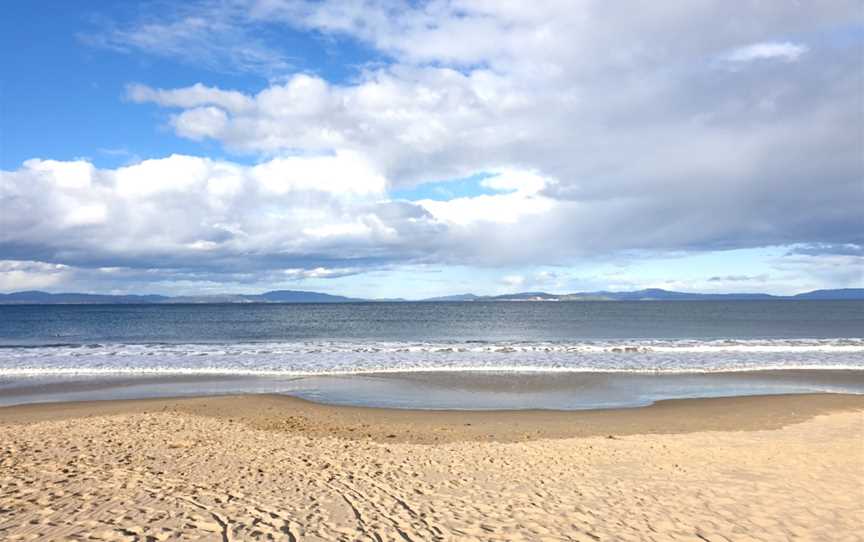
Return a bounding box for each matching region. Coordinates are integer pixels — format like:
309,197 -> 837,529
122,2 -> 862,254
127,83 -> 255,114
416,169 -> 555,226
6,0 -> 861,291
0,153 -> 442,278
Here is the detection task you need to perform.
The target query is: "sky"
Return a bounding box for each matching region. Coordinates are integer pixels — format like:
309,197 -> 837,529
0,0 -> 862,299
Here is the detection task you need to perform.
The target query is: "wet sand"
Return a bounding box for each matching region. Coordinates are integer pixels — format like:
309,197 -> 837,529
2,392 -> 863,443
1,393 -> 863,540
3,368 -> 863,411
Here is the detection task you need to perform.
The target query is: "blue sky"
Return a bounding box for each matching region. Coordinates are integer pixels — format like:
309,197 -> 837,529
0,1 -> 861,298
0,1 -> 381,169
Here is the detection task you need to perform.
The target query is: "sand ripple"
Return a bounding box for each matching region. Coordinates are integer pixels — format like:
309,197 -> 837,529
0,408 -> 862,541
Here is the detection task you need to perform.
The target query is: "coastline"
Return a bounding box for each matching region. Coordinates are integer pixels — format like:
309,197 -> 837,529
2,391 -> 863,443
3,367 -> 863,411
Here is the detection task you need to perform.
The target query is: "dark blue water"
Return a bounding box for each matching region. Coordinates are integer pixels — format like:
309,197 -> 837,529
1,301 -> 862,345
0,301 -> 862,408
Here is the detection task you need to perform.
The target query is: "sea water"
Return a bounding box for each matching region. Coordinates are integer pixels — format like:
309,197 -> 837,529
1,301 -> 862,408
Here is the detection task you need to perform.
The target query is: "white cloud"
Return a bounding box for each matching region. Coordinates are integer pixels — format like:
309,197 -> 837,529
722,42 -> 809,63
127,83 -> 255,113
410,169 -> 555,231
125,3 -> 861,231
7,0 -> 860,291
172,107 -> 230,140
251,151 -> 386,195
114,154 -> 213,197
0,261 -> 70,291
282,266 -> 363,280
0,153 -> 435,277
63,203 -> 108,227
24,159 -> 94,189
417,177 -> 555,226
480,169 -> 549,194
128,67 -> 525,182
302,222 -> 374,240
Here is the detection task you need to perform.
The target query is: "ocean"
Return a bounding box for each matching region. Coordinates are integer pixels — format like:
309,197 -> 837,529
1,300 -> 862,408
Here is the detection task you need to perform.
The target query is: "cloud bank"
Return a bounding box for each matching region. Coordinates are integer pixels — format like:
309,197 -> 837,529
3,0 -> 862,292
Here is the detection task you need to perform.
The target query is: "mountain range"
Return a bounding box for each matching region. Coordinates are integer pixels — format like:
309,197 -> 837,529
0,288 -> 862,304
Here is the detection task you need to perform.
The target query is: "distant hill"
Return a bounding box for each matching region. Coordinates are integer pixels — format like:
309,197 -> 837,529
421,294 -> 481,302
162,291 -> 363,303
0,289 -> 360,304
0,291 -> 169,304
0,288 -> 861,304
564,288 -> 777,301
258,290 -> 361,303
791,288 -> 864,300
480,288 -> 860,301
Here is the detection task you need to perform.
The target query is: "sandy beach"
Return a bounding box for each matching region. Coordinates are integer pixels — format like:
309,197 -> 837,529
1,393 -> 862,541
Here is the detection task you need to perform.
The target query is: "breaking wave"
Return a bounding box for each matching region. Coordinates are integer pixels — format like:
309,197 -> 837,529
1,338 -> 862,377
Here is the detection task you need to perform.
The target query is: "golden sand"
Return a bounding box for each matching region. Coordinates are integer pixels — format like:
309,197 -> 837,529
1,394 -> 862,541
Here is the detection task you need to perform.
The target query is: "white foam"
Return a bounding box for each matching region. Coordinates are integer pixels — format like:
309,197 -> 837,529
1,363 -> 863,379
1,338 -> 861,377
